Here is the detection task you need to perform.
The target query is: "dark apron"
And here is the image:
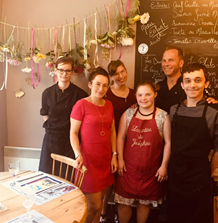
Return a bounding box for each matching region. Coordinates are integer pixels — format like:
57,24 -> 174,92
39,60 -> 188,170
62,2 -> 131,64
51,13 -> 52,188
168,103 -> 212,223
39,131 -> 75,175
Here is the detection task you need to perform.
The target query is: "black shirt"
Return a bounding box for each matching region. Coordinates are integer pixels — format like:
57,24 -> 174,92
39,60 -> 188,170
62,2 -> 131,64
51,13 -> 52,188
40,82 -> 88,134
155,76 -> 185,113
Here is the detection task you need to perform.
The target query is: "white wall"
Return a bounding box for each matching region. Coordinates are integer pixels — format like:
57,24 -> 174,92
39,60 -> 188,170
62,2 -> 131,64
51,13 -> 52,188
1,0 -> 136,150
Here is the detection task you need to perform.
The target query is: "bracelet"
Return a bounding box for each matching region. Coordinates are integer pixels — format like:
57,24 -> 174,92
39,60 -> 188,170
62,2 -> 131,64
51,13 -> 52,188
112,152 -> 119,155
75,154 -> 82,159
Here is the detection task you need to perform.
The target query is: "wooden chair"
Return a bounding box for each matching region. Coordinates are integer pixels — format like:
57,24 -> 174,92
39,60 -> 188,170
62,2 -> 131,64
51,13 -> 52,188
51,153 -> 87,188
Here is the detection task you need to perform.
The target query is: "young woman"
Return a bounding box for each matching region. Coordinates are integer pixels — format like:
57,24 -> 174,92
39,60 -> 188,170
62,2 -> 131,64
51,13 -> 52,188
115,81 -> 171,223
100,60 -> 137,223
39,56 -> 87,175
70,67 -> 118,223
106,60 -> 137,132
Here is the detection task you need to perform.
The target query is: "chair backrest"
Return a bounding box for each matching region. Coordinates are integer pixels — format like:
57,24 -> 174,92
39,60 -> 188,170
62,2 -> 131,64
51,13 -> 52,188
51,153 -> 87,188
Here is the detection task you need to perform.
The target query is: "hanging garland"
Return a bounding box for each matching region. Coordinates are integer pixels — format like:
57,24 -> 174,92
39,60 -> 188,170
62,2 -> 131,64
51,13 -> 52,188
0,0 -> 150,90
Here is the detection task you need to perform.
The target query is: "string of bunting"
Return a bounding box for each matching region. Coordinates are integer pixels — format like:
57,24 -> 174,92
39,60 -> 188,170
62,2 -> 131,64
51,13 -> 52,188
0,0 -> 150,90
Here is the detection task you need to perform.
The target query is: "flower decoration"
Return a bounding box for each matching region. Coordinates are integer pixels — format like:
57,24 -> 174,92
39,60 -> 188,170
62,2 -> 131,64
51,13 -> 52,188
127,13 -> 150,25
21,67 -> 32,73
0,51 -> 3,62
7,40 -> 23,66
22,52 -> 32,73
45,61 -> 54,69
120,37 -> 134,46
140,13 -> 150,25
45,42 -> 64,70
84,62 -> 91,70
97,31 -> 115,49
45,50 -> 56,70
25,72 -> 39,87
24,47 -> 46,63
73,65 -> 84,74
49,71 -> 56,77
33,52 -> 46,63
88,39 -> 97,46
62,44 -> 90,75
24,56 -> 31,62
7,58 -> 22,66
0,45 -> 10,53
134,14 -> 141,22
128,14 -> 140,25
116,18 -> 135,46
0,40 -> 14,62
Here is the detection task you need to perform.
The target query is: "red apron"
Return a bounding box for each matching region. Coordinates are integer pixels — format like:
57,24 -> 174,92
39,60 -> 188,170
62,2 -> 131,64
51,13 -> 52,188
115,108 -> 164,201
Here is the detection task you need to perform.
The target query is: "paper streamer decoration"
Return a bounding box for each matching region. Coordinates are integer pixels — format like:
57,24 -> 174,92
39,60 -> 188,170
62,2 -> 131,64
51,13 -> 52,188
93,13 -> 98,67
119,0 -> 131,59
30,28 -> 35,89
54,27 -> 58,61
0,26 -> 15,90
83,19 -> 88,78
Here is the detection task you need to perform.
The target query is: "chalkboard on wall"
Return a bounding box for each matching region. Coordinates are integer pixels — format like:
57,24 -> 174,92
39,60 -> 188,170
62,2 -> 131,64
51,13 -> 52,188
135,0 -> 218,97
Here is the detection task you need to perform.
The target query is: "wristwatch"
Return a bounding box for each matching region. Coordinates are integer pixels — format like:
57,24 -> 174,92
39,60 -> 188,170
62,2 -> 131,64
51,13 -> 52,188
112,152 -> 119,155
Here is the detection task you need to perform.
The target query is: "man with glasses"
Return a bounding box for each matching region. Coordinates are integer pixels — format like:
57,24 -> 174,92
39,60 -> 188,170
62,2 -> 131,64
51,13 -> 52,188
39,56 -> 87,175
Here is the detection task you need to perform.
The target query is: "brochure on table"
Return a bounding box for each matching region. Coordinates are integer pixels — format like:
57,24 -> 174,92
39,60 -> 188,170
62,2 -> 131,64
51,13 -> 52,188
4,210 -> 55,223
2,171 -> 78,205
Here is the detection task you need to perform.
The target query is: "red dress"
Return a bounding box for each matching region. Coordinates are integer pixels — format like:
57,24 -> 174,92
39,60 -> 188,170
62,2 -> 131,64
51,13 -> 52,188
115,108 -> 165,201
70,99 -> 115,193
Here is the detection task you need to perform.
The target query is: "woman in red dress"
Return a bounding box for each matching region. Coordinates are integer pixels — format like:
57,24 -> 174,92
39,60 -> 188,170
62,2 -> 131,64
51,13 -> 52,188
115,81 -> 171,223
70,67 -> 118,223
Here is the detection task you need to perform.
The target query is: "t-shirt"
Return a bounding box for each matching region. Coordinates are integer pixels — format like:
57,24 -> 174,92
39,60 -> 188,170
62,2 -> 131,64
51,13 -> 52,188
105,87 -> 137,132
155,76 -> 185,113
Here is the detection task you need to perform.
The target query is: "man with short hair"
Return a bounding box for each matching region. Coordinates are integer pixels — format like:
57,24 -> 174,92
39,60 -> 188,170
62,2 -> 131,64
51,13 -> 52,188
168,63 -> 218,223
156,46 -> 216,113
155,46 -> 185,113
156,47 -> 217,223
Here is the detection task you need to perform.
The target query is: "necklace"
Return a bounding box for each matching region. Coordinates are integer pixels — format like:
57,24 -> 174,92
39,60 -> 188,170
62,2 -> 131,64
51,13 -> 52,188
93,102 -> 105,136
138,108 -> 155,116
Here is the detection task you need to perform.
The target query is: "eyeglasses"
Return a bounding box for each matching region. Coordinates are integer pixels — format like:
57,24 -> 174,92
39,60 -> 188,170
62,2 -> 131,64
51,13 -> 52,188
57,69 -> 73,75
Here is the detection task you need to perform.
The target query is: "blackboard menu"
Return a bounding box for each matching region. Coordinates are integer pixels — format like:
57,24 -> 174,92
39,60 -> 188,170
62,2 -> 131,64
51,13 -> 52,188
135,0 -> 218,97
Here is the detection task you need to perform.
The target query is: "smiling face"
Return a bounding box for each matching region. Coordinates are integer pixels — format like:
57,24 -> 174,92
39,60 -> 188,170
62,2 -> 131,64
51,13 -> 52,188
181,69 -> 209,102
110,65 -> 127,87
88,74 -> 109,99
136,85 -> 157,110
162,49 -> 184,77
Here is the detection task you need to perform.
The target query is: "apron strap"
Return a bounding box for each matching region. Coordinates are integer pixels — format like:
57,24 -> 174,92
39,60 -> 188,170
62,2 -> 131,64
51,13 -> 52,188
202,103 -> 208,117
133,107 -> 139,117
152,107 -> 156,119
174,102 -> 181,115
